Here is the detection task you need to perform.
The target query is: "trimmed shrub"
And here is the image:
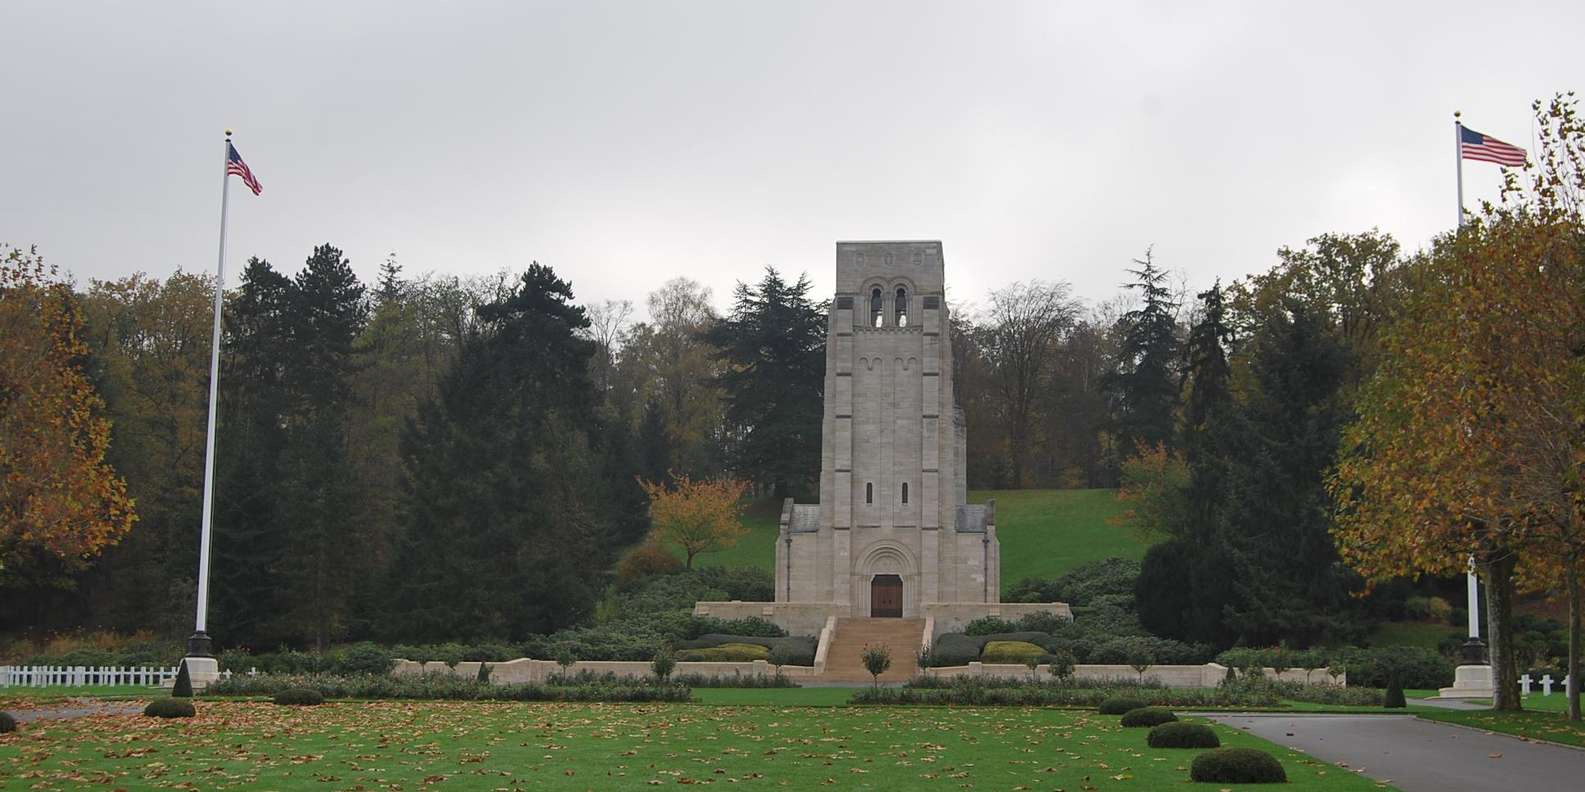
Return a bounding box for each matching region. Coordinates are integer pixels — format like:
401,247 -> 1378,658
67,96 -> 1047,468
651,648 -> 676,682
1148,722 -> 1220,748
0,712 -> 15,733
676,642 -> 770,662
676,635 -> 815,665
273,687 -> 325,706
964,617 -> 1018,636
1098,696 -> 1147,715
1015,611 -> 1070,634
925,632 -> 1055,666
1119,706 -> 1177,727
861,644 -> 892,685
982,640 -> 1046,664
171,660 -> 193,698
144,698 -> 196,718
1384,677 -> 1406,708
338,642 -> 396,675
1190,748 -> 1286,783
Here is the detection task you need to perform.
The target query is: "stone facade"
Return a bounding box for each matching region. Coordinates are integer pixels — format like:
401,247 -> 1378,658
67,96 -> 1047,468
774,241 -> 1001,617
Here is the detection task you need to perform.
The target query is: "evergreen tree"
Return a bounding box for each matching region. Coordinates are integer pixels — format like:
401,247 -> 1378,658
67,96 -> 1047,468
1216,301 -> 1358,646
1109,251 -> 1180,458
638,396 -> 672,485
708,267 -> 825,498
384,263 -> 632,641
274,245 -> 368,649
211,258 -> 295,647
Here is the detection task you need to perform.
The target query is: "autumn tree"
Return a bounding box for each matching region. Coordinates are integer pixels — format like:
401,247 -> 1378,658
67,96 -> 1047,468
0,245 -> 135,591
1333,95 -> 1585,712
639,474 -> 750,568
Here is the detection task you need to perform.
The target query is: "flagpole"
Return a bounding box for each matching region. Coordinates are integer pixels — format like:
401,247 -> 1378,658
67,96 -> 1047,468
1453,109 -> 1485,665
1455,111 -> 1465,228
188,129 -> 232,660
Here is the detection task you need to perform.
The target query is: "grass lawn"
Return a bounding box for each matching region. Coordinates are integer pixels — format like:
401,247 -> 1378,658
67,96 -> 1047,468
1417,707 -> 1585,748
1366,621 -> 1460,651
685,489 -> 1142,595
690,687 -> 855,706
0,699 -> 1389,790
0,685 -> 152,706
973,488 -> 1140,590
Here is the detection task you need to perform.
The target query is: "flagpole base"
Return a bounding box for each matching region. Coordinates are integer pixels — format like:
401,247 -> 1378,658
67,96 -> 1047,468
1459,637 -> 1488,665
186,631 -> 214,658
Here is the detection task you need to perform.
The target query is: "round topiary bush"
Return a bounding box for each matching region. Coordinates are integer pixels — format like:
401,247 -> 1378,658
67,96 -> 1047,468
144,698 -> 196,718
0,711 -> 16,733
1119,706 -> 1178,727
1098,697 -> 1148,715
1147,722 -> 1220,748
1190,747 -> 1287,783
981,640 -> 1046,664
272,687 -> 326,706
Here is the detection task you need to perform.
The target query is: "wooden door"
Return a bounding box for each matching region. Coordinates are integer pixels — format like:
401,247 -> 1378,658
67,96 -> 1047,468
871,574 -> 903,618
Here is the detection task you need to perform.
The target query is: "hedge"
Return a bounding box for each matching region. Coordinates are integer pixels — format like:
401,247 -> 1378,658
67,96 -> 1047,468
1190,748 -> 1286,783
1147,722 -> 1220,748
207,672 -> 692,702
675,643 -> 770,662
1098,697 -> 1147,715
143,698 -> 196,718
1118,706 -> 1177,727
981,641 -> 1046,664
676,635 -> 816,666
854,683 -> 1279,708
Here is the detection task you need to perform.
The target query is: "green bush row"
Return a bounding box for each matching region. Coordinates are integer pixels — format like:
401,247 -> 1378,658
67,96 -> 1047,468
852,680 -> 1280,708
206,672 -> 692,702
1214,645 -> 1452,688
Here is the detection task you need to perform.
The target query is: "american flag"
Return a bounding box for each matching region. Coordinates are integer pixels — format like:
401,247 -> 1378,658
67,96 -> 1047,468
227,142 -> 263,195
1459,125 -> 1526,167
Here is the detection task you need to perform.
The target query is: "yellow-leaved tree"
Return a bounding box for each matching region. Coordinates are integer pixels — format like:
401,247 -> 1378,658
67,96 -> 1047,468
639,474 -> 749,569
1331,94 -> 1585,714
0,245 -> 136,583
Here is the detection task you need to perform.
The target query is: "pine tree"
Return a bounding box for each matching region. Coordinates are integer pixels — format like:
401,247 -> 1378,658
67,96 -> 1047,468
1109,251 -> 1180,458
211,257 -> 295,647
383,263 -> 632,641
275,245 -> 368,649
709,267 -> 825,498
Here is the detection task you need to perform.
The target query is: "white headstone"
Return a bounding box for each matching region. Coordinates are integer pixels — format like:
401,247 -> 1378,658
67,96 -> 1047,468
1520,673 -> 1532,695
1541,674 -> 1554,696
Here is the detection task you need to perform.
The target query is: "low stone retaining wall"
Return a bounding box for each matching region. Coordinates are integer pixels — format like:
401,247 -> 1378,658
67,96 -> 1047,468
922,662 -> 1346,687
690,601 -> 1074,638
392,658 -> 824,684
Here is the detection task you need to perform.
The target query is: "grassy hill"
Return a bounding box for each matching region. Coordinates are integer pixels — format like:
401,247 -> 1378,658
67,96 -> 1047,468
681,489 -> 1148,595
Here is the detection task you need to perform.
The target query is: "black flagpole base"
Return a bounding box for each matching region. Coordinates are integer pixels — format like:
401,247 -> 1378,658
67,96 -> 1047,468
1459,637 -> 1488,665
186,631 -> 214,658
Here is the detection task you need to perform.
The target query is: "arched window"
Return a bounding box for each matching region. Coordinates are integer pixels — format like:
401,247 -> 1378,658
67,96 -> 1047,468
865,482 -> 874,504
870,287 -> 883,327
895,287 -> 908,327
901,482 -> 909,504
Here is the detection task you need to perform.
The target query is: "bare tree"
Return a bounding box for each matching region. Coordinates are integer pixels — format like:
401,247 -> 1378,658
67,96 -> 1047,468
585,299 -> 634,394
983,280 -> 1079,487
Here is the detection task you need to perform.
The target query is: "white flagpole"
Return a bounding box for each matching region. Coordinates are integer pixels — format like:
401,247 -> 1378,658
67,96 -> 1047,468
1453,110 -> 1483,661
1455,111 -> 1465,228
189,129 -> 233,658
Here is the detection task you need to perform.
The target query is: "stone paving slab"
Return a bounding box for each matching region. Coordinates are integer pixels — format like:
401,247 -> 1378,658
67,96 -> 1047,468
1206,713 -> 1585,792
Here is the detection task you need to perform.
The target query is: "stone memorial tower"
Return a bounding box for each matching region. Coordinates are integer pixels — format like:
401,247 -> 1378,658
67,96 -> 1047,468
774,241 -> 1000,616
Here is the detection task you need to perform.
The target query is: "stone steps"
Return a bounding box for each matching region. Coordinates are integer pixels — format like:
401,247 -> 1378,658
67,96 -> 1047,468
819,617 -> 924,682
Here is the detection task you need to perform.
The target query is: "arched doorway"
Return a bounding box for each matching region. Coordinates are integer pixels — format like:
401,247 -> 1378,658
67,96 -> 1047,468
871,574 -> 903,618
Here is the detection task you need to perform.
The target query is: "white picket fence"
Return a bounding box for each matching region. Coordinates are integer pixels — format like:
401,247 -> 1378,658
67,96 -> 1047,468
0,665 -> 252,688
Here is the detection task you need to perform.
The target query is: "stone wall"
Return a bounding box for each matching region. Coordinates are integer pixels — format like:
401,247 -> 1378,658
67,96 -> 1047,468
393,658 -> 827,684
924,602 -> 1073,637
690,601 -> 836,636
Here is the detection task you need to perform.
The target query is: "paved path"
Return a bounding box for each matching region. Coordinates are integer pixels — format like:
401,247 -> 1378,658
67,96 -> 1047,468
1206,713 -> 1585,792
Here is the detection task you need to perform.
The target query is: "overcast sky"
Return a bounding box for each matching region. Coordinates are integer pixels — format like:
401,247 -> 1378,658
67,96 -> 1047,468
2,1 -> 1577,319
